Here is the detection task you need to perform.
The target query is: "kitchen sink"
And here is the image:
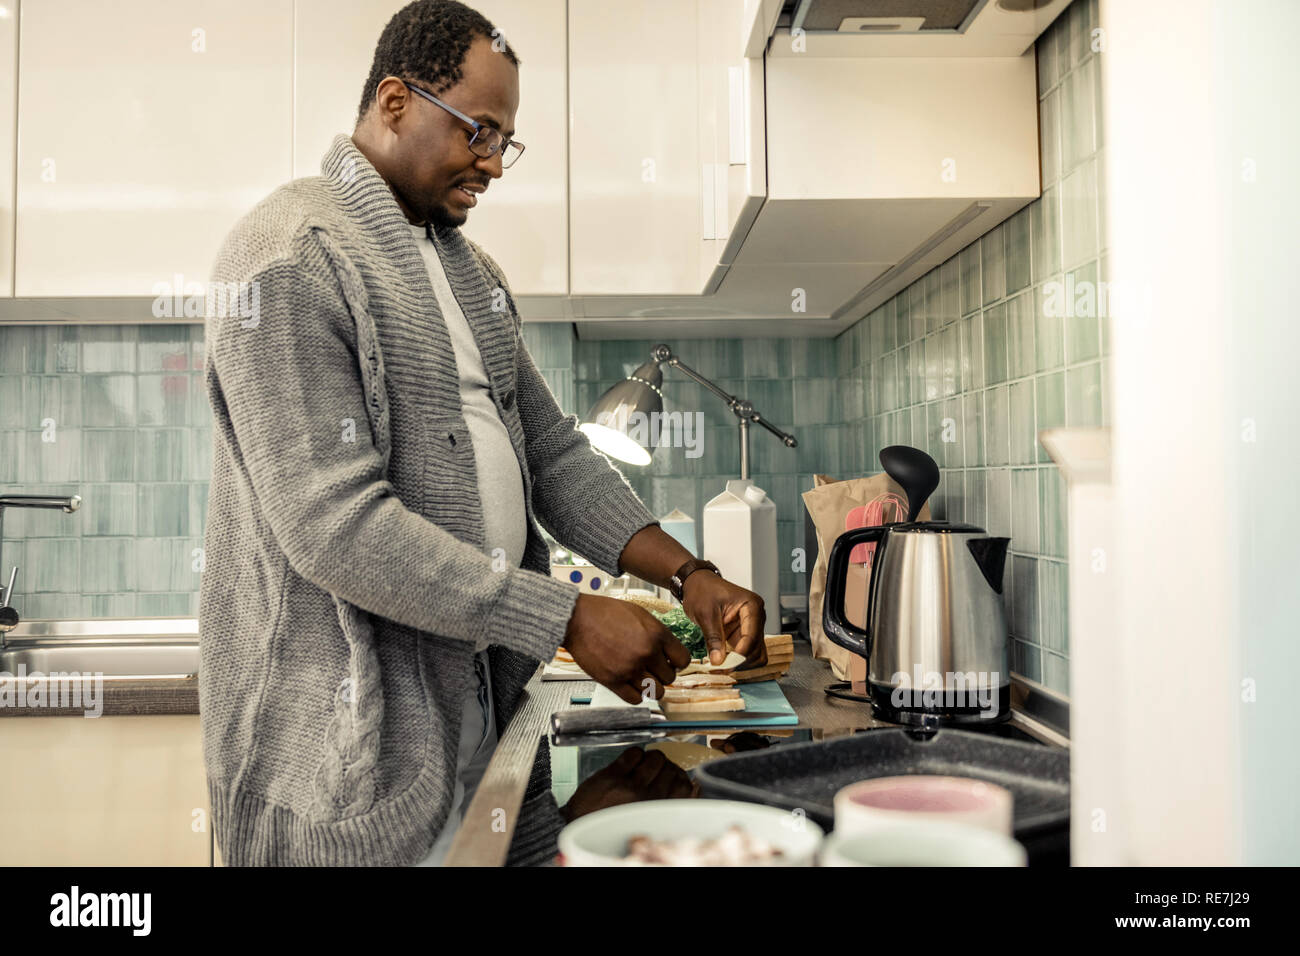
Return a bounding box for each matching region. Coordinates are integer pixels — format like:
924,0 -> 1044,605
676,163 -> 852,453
0,617 -> 199,679
0,642 -> 198,678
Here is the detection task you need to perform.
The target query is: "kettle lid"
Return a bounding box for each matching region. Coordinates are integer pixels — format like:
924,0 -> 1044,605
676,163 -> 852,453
888,520 -> 987,534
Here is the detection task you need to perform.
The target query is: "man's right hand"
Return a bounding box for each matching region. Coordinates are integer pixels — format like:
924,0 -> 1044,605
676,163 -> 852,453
563,594 -> 692,704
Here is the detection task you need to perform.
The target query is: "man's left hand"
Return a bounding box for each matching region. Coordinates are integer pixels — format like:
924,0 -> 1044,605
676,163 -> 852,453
679,571 -> 767,668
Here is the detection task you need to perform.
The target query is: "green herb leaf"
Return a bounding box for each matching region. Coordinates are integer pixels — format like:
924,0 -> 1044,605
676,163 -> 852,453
651,606 -> 706,659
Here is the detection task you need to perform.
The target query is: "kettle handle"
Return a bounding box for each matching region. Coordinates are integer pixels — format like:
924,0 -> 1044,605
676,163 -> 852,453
822,525 -> 888,660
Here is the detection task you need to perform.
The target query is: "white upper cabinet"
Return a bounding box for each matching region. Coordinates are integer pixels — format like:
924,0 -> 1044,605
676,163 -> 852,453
294,0 -> 569,296
14,0 -> 293,297
748,51 -> 1040,318
1,0 -> 1042,331
568,0 -> 705,297
0,3 -> 16,298
697,0 -> 767,292
570,0 -> 767,303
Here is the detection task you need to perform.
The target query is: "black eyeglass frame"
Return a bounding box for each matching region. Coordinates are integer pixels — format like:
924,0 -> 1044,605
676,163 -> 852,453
400,79 -> 525,169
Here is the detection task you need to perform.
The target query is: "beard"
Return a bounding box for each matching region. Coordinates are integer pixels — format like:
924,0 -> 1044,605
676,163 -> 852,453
427,199 -> 466,230
391,172 -> 465,231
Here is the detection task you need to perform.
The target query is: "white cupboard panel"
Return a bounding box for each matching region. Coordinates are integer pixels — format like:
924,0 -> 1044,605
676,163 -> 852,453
765,54 -> 1039,201
569,0 -> 702,296
15,0 -> 293,297
0,3 -> 15,297
0,715 -> 210,866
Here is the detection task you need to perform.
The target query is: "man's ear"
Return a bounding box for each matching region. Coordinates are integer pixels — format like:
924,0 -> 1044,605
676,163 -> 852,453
373,76 -> 411,134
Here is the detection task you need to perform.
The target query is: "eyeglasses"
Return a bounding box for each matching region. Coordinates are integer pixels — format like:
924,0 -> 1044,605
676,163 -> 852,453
401,79 -> 525,169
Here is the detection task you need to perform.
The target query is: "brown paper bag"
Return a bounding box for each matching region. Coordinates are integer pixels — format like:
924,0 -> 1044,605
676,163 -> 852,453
802,473 -> 931,683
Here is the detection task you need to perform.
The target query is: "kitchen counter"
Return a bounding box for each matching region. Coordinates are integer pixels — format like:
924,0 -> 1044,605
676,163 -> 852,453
0,674 -> 198,717
445,640 -> 1067,866
1,623 -> 1064,863
0,619 -> 200,718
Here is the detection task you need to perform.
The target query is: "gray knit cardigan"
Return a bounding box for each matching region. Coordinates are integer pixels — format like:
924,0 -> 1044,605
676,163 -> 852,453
198,134 -> 656,866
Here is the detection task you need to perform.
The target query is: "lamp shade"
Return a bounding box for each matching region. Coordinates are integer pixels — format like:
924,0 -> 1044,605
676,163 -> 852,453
579,360 -> 664,466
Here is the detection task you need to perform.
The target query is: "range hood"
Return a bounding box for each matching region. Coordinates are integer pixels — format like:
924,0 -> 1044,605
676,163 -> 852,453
560,0 -> 1061,340
777,0 -> 1073,56
729,43 -> 1042,326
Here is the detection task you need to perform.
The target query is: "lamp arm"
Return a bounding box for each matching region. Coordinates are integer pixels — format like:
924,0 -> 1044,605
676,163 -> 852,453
651,345 -> 799,450
663,355 -> 739,407
747,409 -> 799,448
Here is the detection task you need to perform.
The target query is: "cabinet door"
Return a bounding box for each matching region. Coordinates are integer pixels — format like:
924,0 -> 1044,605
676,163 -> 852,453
697,0 -> 765,290
569,0 -> 702,295
295,0 -> 569,296
0,715 -> 210,866
0,7 -> 14,297
696,0 -> 725,287
14,0 -> 292,297
701,0 -> 765,278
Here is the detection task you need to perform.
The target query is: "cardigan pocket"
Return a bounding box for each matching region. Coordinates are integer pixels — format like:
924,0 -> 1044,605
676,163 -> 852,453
307,597 -> 384,824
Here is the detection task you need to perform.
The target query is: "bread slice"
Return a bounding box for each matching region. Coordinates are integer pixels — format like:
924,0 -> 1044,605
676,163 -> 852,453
661,696 -> 748,715
545,659 -> 587,674
661,687 -> 742,704
730,662 -> 792,683
677,650 -> 748,675
669,672 -> 737,689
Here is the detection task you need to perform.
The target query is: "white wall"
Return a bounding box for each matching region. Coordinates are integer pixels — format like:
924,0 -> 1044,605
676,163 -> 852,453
1099,0 -> 1299,865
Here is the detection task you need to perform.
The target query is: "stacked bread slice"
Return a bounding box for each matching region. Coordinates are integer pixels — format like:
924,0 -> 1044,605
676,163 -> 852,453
658,635 -> 797,714
659,671 -> 745,715
674,634 -> 795,683
730,634 -> 794,684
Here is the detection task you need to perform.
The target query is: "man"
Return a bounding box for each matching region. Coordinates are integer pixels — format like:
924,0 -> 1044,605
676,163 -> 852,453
199,0 -> 766,867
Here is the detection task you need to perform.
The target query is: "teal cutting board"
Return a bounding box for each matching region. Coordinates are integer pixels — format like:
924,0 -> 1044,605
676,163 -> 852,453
587,679 -> 799,728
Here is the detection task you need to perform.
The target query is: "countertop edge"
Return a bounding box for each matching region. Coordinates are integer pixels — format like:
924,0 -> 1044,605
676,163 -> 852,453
0,675 -> 199,717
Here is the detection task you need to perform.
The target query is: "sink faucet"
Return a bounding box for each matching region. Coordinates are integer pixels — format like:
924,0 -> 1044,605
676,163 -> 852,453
0,494 -> 81,649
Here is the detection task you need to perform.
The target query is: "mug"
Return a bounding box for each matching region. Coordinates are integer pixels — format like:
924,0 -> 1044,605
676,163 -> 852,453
834,775 -> 1014,836
820,820 -> 1026,867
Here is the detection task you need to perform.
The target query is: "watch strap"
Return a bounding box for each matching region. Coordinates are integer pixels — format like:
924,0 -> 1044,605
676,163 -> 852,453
669,558 -> 719,601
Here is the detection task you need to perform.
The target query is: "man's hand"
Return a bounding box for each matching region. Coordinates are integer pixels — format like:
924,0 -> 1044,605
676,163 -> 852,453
680,570 -> 767,668
559,746 -> 696,823
616,525 -> 769,668
564,594 -> 693,703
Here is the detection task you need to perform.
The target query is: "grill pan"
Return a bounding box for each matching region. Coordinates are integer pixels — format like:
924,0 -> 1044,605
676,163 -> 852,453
694,727 -> 1069,839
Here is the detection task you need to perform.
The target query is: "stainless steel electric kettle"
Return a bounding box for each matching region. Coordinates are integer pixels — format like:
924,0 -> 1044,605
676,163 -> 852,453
823,446 -> 1011,725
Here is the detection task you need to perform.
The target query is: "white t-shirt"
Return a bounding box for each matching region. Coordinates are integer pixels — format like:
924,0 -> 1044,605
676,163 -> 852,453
409,223 -> 528,585
408,224 -> 527,865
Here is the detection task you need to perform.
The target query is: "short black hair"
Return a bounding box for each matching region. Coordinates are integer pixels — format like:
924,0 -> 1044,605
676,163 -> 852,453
356,0 -> 520,124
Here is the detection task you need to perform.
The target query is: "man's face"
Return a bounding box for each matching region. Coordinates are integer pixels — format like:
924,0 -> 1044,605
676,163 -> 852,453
385,36 -> 520,229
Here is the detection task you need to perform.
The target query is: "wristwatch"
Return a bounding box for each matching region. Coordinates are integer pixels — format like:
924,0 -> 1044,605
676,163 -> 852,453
668,558 -> 719,602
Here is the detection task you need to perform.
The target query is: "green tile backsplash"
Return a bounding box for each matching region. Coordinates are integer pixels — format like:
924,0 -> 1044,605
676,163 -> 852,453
0,323 -> 208,619
832,0 -> 1106,696
0,1 -> 1099,697
570,333 -> 833,613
